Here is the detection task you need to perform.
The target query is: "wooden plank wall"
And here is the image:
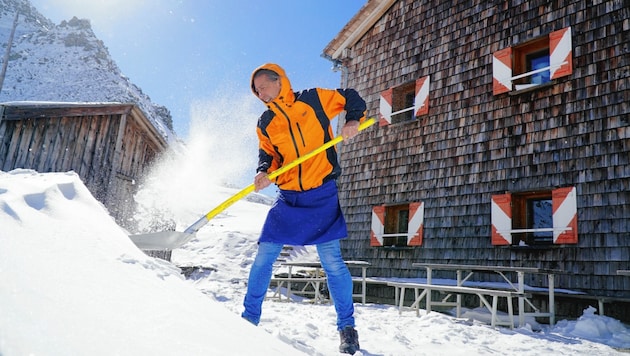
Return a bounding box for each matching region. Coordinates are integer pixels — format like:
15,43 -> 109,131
0,105 -> 164,231
106,114 -> 160,225
337,0 -> 629,299
0,115 -> 117,178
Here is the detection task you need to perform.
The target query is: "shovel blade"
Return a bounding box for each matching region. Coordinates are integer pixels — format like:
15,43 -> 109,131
128,231 -> 194,250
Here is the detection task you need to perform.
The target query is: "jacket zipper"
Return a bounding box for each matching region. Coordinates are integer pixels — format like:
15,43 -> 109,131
296,122 -> 306,147
273,102 -> 305,191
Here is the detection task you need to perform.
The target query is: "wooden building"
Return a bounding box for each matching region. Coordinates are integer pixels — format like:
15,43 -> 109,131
0,101 -> 167,232
323,0 -> 629,321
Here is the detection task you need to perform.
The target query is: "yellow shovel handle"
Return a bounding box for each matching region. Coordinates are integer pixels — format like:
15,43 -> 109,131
183,117 -> 376,234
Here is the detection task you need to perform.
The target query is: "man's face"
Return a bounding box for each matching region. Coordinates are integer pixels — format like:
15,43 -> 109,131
253,75 -> 281,103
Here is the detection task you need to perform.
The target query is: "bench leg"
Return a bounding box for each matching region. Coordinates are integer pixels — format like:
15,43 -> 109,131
398,286 -> 406,314
507,296 -> 514,329
489,295 -> 515,329
474,294 -> 495,326
410,289 -> 428,317
548,274 -> 556,325
278,280 -> 285,301
287,280 -> 292,301
517,271 -> 525,327
271,280 -> 286,301
361,267 -> 367,305
490,295 -> 515,329
491,295 -> 498,327
314,281 -> 321,303
413,288 -> 420,316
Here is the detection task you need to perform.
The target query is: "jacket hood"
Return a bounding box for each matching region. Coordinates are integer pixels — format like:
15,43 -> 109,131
251,63 -> 295,106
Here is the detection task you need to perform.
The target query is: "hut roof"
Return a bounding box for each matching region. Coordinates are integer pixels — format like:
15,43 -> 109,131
322,0 -> 396,61
0,101 -> 167,149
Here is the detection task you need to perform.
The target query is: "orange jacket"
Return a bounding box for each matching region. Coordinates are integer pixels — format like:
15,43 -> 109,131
251,63 -> 366,191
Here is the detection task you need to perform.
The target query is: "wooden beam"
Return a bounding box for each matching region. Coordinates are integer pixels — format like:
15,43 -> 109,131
0,102 -> 133,120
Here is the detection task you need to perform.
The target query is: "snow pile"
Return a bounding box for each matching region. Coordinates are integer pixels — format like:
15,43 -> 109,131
0,169 -> 303,355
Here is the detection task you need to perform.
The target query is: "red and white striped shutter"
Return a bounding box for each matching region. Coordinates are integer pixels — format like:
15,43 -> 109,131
552,187 -> 578,244
407,202 -> 424,246
378,88 -> 393,126
492,47 -> 512,95
549,27 -> 573,79
370,205 -> 385,246
491,194 -> 512,245
414,76 -> 430,117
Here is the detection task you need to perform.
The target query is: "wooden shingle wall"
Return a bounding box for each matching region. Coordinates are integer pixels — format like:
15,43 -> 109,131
0,102 -> 167,231
337,0 -> 629,299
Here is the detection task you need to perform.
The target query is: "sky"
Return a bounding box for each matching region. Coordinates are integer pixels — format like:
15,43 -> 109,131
28,0 -> 366,139
2,168 -> 630,355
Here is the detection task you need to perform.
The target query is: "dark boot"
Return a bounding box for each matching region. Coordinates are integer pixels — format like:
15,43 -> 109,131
339,326 -> 360,354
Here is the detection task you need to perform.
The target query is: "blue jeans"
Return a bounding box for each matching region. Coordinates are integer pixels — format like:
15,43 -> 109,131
242,240 -> 355,330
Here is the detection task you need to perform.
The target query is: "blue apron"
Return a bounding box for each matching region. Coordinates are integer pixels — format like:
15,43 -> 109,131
259,180 -> 348,245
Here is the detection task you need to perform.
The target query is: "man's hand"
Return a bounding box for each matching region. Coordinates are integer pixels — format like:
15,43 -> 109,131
254,171 -> 272,192
341,120 -> 360,142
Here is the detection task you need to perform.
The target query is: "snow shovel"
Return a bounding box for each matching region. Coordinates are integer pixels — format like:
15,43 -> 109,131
129,117 -> 376,250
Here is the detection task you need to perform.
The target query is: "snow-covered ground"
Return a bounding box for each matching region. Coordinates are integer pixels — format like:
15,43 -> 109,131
2,168 -> 630,356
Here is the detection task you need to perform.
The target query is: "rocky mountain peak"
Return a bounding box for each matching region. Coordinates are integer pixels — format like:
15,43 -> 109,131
0,0 -> 175,142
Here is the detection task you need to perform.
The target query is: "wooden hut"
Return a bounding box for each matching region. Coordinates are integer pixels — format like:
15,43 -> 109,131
324,0 -> 629,322
0,101 -> 167,233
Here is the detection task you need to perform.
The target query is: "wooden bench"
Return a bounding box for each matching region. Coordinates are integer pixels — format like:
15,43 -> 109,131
413,263 -> 562,326
268,276 -> 327,303
276,260 -> 371,305
529,290 -> 630,317
388,281 -> 526,328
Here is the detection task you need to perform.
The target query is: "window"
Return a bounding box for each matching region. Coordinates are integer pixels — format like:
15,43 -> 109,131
527,50 -> 551,84
391,82 -> 415,124
513,37 -> 551,89
491,187 -> 578,246
383,204 -> 410,246
370,202 -> 424,247
493,26 -> 573,95
379,76 -> 430,126
512,191 -> 553,245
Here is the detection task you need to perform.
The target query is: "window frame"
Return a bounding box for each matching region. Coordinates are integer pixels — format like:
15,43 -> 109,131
390,82 -> 416,124
512,37 -> 551,88
492,26 -> 573,95
378,76 -> 430,126
383,204 -> 410,247
370,202 -> 424,247
511,191 -> 554,246
491,187 -> 578,247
